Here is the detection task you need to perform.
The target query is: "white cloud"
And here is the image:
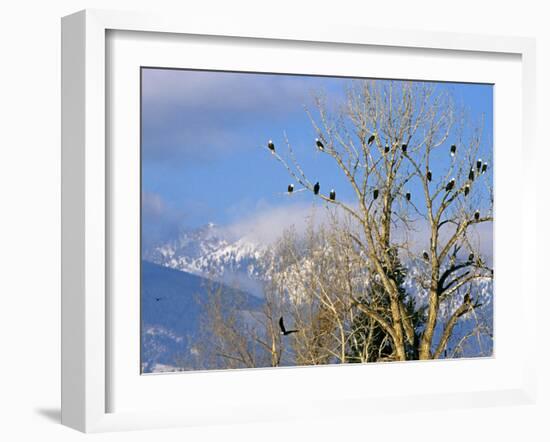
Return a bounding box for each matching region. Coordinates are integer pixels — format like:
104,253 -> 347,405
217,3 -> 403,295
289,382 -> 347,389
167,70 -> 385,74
142,68 -> 320,115
142,191 -> 166,218
220,202 -> 335,244
221,201 -> 493,261
142,191 -> 187,247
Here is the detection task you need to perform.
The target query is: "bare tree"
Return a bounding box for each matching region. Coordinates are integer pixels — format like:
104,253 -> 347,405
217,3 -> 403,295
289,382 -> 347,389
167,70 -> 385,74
194,79 -> 492,370
267,79 -> 493,361
193,277 -> 288,370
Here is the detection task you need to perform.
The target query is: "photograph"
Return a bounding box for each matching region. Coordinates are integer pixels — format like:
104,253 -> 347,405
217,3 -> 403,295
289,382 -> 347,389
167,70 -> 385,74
140,68 -> 494,373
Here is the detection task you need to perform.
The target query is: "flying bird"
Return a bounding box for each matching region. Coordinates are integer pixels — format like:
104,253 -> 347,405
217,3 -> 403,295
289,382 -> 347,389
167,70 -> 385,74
482,162 -> 488,173
476,158 -> 482,171
315,138 -> 325,151
405,192 -> 411,201
422,250 -> 429,261
373,189 -> 379,200
464,184 -> 470,196
288,184 -> 294,193
279,316 -> 299,336
401,144 -> 408,153
155,297 -> 162,302
329,189 -> 336,201
313,182 -> 320,195
267,140 -> 275,152
469,168 -> 475,181
474,210 -> 480,221
426,170 -> 432,182
450,144 -> 457,157
445,178 -> 455,192
368,134 -> 376,145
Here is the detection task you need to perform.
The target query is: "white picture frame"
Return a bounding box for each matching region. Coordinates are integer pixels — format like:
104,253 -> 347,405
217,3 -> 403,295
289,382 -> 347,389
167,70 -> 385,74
61,9 -> 537,433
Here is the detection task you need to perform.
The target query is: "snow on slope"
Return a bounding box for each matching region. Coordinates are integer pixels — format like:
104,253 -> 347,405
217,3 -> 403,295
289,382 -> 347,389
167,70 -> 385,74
144,223 -> 267,280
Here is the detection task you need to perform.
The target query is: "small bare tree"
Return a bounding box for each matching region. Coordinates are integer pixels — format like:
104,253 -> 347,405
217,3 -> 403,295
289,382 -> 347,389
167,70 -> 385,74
194,277 -> 289,369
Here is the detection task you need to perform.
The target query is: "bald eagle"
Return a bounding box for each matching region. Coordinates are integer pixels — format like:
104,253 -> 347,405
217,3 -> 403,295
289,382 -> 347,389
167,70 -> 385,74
482,162 -> 488,173
288,184 -> 294,193
474,210 -> 480,221
401,144 -> 408,153
373,189 -> 379,200
464,184 -> 470,196
422,250 -> 429,261
313,182 -> 320,195
476,158 -> 482,171
279,317 -> 299,336
315,138 -> 324,151
445,178 -> 455,192
469,168 -> 475,181
368,134 -> 376,145
450,144 -> 457,156
405,192 -> 411,201
267,140 -> 275,152
329,189 -> 336,201
384,143 -> 390,153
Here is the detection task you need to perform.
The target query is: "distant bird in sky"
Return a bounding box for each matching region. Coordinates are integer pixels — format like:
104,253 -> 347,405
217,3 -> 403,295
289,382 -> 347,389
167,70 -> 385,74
279,316 -> 299,336
450,144 -> 457,157
469,168 -> 475,181
384,143 -> 390,153
445,178 -> 455,192
401,144 -> 407,153
426,170 -> 432,182
373,188 -> 379,200
422,250 -> 429,261
313,182 -> 320,195
155,297 -> 162,302
405,191 -> 411,201
268,140 -> 275,153
329,189 -> 336,201
288,184 -> 294,193
464,184 -> 470,196
474,210 -> 480,221
315,138 -> 324,151
482,162 -> 488,173
368,134 -> 376,145
476,158 -> 482,171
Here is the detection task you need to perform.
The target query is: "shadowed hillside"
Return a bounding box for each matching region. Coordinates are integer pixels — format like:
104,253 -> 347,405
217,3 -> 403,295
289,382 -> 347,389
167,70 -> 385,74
141,260 -> 262,372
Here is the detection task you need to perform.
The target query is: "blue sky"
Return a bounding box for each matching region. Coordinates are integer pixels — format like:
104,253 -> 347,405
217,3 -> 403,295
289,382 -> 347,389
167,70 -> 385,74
141,68 -> 493,247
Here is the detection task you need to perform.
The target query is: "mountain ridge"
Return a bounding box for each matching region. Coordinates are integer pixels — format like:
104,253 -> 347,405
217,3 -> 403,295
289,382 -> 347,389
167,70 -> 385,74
143,223 -> 267,284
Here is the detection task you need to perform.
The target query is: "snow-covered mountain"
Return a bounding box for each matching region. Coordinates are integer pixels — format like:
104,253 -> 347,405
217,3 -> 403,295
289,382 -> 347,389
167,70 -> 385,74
142,224 -> 271,372
144,223 -> 268,287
